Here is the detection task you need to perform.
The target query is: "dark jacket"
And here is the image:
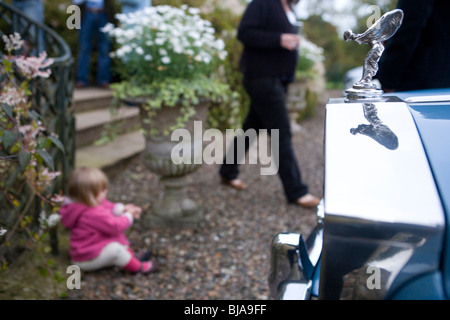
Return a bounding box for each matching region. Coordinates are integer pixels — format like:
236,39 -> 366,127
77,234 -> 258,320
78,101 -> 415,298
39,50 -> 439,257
376,0 -> 450,91
237,0 -> 298,81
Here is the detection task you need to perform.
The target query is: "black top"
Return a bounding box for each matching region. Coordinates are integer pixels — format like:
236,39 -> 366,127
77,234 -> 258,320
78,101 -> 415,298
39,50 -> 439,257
237,0 -> 298,82
376,0 -> 450,91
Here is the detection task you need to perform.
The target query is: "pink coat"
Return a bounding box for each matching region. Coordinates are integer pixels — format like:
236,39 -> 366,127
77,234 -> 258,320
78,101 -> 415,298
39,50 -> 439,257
60,199 -> 132,262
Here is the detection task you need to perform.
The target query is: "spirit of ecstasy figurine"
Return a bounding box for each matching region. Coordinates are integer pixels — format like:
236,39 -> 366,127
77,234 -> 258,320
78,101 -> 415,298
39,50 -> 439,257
344,9 -> 404,101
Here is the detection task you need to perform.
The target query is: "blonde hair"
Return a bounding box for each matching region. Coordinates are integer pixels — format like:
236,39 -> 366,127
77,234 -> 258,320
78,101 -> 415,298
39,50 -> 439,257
67,167 -> 108,207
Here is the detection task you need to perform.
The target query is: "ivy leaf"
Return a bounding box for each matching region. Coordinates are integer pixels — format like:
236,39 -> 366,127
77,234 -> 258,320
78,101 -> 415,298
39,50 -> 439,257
48,135 -> 65,154
1,103 -> 13,119
36,149 -> 54,171
18,150 -> 31,170
5,166 -> 21,188
2,130 -> 17,149
28,110 -> 41,123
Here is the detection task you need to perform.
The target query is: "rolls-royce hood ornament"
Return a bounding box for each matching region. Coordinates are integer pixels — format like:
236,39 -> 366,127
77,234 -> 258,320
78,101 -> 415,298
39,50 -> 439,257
344,9 -> 404,102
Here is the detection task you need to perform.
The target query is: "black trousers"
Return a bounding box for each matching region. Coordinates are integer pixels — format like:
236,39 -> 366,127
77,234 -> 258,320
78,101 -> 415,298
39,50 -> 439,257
219,76 -> 308,203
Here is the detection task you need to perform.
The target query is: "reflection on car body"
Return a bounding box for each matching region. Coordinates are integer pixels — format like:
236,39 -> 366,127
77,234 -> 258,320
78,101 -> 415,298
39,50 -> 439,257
350,102 -> 399,150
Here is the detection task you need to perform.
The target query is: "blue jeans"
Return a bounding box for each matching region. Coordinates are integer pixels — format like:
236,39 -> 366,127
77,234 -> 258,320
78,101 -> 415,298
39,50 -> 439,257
12,0 -> 45,54
76,10 -> 111,86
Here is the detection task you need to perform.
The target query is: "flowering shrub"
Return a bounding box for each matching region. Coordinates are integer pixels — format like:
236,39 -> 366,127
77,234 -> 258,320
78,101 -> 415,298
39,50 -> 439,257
103,5 -> 227,83
0,33 -> 63,265
296,36 -> 324,80
102,5 -> 234,135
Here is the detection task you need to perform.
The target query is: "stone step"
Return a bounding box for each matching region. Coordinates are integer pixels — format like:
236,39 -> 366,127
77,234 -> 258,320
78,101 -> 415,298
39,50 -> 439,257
75,130 -> 145,176
72,87 -> 114,113
72,87 -> 146,174
75,105 -> 141,148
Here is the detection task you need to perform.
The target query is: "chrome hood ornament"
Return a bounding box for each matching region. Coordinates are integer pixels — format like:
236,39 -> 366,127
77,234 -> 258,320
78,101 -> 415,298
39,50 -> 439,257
344,9 -> 404,102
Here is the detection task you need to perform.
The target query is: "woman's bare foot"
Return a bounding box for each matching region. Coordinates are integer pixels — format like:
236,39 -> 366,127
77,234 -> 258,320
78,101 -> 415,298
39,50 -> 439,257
296,193 -> 320,208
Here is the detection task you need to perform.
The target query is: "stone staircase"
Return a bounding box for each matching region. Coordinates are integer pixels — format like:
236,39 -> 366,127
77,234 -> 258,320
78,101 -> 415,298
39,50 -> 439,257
72,87 -> 145,175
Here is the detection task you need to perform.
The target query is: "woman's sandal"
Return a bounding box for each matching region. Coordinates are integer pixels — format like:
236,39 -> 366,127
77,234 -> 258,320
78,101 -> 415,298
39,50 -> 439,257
221,177 -> 248,190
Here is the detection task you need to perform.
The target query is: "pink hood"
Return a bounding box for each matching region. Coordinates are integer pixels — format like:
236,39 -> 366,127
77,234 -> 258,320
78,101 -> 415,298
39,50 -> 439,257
60,199 -> 131,262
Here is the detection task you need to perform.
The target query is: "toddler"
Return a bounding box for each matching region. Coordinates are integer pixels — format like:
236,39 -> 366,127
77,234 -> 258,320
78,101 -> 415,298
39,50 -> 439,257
60,167 -> 157,274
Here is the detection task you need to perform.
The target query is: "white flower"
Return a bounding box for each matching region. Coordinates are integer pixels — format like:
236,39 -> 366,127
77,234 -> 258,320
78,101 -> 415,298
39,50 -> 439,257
135,47 -> 144,55
2,32 -> 23,52
155,38 -> 165,46
0,227 -> 7,237
219,51 -> 228,60
214,39 -> 225,51
161,56 -> 171,64
299,36 -> 324,63
188,7 -> 200,15
101,23 -> 114,34
46,213 -> 61,227
188,31 -> 201,40
103,4 -> 229,80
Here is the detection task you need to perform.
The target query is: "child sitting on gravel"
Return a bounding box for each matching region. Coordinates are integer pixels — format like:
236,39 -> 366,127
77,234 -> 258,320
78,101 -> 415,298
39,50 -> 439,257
60,167 -> 157,274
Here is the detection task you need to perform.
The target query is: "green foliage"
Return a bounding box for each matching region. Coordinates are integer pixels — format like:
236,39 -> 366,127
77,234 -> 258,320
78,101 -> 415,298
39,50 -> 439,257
206,35 -> 248,131
297,54 -> 315,77
303,14 -> 367,84
297,87 -> 318,122
111,74 -> 235,136
0,33 -> 62,267
295,36 -> 325,82
0,227 -> 71,299
200,1 -> 249,130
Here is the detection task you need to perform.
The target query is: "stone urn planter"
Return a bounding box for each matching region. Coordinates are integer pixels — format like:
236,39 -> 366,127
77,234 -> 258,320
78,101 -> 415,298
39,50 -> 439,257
103,5 -> 233,228
124,97 -> 210,228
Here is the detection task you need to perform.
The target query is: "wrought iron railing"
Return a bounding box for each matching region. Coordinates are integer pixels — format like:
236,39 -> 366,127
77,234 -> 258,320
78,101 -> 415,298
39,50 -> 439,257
0,1 -> 75,256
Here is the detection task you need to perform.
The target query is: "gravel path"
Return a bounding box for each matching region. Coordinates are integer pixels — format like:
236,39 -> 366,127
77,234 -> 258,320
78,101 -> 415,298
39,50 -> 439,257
65,90 -> 336,300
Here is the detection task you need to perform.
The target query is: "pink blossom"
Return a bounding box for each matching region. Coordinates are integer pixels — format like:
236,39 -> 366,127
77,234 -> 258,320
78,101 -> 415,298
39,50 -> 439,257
18,123 -> 45,149
2,32 -> 23,52
50,194 -> 65,204
12,51 -> 54,78
0,86 -> 27,106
